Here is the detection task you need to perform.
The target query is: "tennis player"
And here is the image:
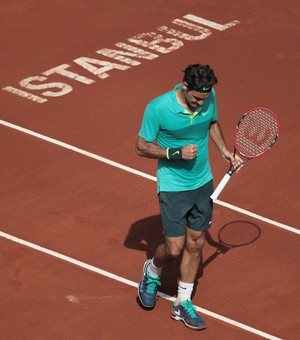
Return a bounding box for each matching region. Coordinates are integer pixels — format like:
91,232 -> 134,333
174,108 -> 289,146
136,64 -> 242,330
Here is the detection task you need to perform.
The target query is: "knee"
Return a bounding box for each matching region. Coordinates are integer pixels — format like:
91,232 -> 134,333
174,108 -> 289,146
196,234 -> 206,249
166,242 -> 184,258
186,232 -> 206,255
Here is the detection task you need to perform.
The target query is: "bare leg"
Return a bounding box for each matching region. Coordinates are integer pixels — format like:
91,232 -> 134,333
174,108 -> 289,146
180,228 -> 206,283
152,235 -> 186,268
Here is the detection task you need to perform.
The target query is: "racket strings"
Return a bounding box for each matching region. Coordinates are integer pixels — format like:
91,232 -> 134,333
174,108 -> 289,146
235,108 -> 279,157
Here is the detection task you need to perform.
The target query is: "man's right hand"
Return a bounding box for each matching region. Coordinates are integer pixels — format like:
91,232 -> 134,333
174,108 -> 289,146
182,144 -> 198,159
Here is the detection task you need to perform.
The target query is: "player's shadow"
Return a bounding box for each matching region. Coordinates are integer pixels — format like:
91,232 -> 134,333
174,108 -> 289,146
124,215 -> 164,259
124,216 -> 261,299
124,214 -> 180,302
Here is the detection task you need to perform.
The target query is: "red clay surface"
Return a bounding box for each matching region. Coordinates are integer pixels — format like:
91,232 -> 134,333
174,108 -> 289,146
0,1 -> 299,339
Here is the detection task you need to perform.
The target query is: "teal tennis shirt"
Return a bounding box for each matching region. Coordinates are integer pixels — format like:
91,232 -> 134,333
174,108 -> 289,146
138,84 -> 218,192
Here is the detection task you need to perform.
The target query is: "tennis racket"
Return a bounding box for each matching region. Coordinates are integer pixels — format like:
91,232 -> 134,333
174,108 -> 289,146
211,107 -> 280,200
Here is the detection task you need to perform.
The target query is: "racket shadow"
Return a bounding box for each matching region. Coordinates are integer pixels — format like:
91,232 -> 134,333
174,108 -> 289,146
192,220 -> 262,299
201,220 -> 262,270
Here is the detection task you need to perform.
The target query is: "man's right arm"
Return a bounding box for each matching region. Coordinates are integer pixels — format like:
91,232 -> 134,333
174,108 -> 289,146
135,137 -> 167,159
136,137 -> 198,160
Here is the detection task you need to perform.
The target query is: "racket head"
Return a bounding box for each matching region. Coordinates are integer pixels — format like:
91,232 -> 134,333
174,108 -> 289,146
234,107 -> 280,158
218,221 -> 262,248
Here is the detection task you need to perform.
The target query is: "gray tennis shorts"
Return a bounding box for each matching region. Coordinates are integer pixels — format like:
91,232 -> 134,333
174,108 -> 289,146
158,180 -> 213,237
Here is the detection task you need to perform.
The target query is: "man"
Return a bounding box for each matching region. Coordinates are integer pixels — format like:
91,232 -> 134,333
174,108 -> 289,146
135,64 -> 242,330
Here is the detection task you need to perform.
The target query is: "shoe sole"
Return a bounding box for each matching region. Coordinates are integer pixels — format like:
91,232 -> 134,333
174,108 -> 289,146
170,314 -> 206,330
137,260 -> 156,309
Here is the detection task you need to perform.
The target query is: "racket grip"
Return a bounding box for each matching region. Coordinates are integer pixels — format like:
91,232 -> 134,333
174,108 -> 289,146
210,173 -> 231,200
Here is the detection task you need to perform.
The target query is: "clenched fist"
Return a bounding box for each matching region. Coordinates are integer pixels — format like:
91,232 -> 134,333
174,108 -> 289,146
182,144 -> 198,160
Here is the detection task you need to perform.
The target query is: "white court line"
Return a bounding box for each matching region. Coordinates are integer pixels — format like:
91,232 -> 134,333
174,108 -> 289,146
215,200 -> 300,235
0,230 -> 281,340
0,119 -> 299,235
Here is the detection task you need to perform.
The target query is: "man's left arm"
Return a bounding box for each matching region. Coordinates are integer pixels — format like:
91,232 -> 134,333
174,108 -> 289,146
209,121 -> 242,168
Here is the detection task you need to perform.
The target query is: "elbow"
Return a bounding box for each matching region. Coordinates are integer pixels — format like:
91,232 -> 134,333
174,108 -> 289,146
135,140 -> 145,157
135,145 -> 143,156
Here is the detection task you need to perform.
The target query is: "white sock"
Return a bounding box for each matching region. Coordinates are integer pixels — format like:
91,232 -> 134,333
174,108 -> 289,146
147,258 -> 162,277
176,281 -> 194,304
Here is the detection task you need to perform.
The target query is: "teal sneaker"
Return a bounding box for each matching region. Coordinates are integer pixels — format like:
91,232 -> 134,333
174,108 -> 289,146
138,260 -> 161,308
171,299 -> 206,330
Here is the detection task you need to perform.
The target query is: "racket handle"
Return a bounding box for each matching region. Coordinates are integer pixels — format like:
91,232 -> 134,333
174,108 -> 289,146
210,173 -> 231,200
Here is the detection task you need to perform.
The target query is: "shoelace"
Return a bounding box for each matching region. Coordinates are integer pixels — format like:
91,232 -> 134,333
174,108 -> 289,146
145,275 -> 161,294
181,300 -> 198,319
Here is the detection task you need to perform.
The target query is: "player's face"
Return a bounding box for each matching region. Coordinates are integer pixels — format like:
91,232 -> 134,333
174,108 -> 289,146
184,89 -> 210,108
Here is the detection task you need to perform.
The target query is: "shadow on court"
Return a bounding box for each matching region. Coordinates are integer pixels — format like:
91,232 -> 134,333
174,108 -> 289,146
124,216 -> 261,298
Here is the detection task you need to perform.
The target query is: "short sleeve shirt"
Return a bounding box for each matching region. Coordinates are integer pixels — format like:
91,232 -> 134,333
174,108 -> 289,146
138,84 -> 218,192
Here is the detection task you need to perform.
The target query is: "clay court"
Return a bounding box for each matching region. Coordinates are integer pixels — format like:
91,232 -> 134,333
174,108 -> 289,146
0,0 -> 299,339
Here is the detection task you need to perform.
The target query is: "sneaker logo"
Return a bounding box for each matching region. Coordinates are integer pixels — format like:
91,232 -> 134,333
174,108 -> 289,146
173,309 -> 181,316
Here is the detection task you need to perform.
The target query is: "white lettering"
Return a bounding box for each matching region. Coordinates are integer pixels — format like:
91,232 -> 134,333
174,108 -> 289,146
115,43 -> 158,60
97,44 -> 159,65
20,76 -> 73,97
128,32 -> 183,53
2,14 -> 241,103
184,14 -> 240,31
43,64 -> 95,84
2,86 -> 47,103
158,19 -> 212,40
96,49 -> 141,66
73,57 -> 130,79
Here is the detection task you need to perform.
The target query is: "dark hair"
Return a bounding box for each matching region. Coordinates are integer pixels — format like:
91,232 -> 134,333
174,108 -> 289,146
183,64 -> 218,91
